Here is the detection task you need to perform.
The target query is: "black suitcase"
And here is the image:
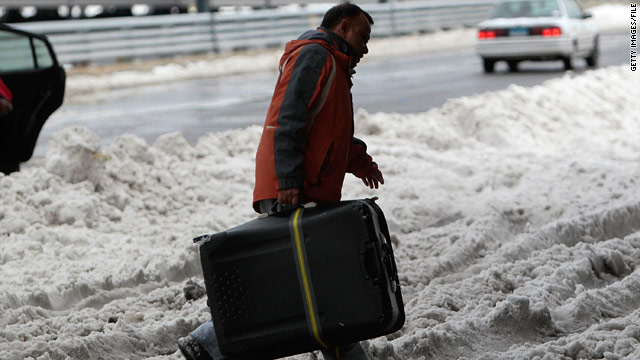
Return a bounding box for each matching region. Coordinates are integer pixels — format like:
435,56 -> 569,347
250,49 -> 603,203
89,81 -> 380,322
196,199 -> 405,359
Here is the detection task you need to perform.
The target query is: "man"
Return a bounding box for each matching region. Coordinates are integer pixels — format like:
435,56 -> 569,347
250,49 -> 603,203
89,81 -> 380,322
252,3 -> 380,359
253,1 -> 383,214
179,3 -> 378,360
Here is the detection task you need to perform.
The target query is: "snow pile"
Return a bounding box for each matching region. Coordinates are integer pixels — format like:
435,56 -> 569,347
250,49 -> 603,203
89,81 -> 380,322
65,3 -> 627,98
357,67 -> 637,155
45,126 -> 106,186
1,65 -> 639,360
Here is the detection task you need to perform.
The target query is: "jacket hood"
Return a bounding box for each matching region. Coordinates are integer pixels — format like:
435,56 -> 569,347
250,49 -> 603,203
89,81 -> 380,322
281,27 -> 352,69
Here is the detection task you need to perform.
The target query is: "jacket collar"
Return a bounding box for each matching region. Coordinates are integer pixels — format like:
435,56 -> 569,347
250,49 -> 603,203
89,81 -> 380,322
317,27 -> 358,77
317,26 -> 357,58
284,28 -> 355,78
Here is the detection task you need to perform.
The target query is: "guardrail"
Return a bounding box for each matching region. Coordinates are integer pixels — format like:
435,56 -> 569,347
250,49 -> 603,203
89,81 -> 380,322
0,0 -> 453,9
14,0 -> 495,66
0,0 -> 190,7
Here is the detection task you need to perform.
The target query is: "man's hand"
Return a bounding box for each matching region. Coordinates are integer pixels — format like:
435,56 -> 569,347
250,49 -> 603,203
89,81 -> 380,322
0,97 -> 12,117
278,188 -> 301,205
362,166 -> 384,189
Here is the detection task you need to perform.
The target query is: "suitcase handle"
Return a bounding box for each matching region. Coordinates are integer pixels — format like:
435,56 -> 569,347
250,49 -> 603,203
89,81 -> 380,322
268,200 -> 317,215
269,200 -> 299,214
361,241 -> 384,289
361,238 -> 399,293
367,200 -> 401,290
380,242 -> 398,293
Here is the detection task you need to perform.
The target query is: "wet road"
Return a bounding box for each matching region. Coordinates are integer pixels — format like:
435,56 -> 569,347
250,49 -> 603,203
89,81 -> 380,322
35,31 -> 629,157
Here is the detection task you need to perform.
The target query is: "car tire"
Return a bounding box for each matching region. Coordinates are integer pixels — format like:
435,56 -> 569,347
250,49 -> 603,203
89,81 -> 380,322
586,37 -> 599,68
507,60 -> 519,72
483,58 -> 496,73
562,56 -> 573,71
0,161 -> 20,175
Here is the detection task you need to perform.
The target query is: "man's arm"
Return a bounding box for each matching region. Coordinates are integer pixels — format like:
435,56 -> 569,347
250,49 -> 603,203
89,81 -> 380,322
347,137 -> 384,189
274,44 -> 333,204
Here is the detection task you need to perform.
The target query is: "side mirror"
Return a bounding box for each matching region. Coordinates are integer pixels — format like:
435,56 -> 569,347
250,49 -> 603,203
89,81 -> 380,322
582,12 -> 593,19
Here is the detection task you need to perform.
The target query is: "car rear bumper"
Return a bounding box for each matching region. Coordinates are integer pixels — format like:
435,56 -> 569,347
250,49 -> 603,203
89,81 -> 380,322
476,36 -> 573,59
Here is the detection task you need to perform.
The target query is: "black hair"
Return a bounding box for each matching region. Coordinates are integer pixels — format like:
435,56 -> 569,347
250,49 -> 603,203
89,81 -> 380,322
320,2 -> 374,29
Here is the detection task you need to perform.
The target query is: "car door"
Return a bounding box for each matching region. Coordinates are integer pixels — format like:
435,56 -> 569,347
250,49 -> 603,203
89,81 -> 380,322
562,0 -> 592,55
0,23 -> 65,173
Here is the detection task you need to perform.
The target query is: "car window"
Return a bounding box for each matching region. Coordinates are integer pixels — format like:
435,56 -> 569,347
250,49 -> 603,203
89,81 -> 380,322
33,38 -> 54,68
0,29 -> 54,72
490,0 -> 561,18
563,0 -> 584,19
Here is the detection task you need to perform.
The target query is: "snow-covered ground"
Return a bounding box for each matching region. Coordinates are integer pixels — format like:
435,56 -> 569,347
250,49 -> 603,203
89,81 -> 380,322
1,64 -> 638,359
2,3 -> 639,360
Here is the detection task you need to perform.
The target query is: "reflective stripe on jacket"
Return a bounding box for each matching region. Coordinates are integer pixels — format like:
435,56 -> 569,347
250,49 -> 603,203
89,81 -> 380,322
253,28 -> 374,212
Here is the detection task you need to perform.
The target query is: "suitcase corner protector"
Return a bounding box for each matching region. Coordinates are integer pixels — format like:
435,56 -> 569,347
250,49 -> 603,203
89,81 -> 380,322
193,234 -> 212,244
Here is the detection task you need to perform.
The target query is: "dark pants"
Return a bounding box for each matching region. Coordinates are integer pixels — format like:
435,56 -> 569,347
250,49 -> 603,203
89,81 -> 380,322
188,320 -> 227,360
186,320 -> 370,360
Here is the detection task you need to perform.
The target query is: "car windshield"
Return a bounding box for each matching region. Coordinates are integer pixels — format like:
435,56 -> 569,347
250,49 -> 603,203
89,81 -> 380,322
490,0 -> 561,18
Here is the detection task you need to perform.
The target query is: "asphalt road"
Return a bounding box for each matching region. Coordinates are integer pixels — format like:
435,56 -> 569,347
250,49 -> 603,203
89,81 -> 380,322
34,30 -> 630,157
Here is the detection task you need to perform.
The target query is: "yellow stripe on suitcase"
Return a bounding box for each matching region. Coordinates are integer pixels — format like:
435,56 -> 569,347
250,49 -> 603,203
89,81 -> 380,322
290,207 -> 329,350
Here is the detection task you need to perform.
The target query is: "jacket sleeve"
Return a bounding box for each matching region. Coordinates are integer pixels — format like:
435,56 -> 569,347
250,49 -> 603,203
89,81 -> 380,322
0,78 -> 13,103
274,44 -> 331,190
347,137 -> 376,178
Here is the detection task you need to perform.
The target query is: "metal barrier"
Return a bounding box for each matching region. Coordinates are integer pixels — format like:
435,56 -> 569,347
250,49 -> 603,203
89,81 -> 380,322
13,0 -> 495,65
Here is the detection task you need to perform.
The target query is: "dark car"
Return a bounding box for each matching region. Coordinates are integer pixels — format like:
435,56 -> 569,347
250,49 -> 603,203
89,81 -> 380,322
0,23 -> 65,174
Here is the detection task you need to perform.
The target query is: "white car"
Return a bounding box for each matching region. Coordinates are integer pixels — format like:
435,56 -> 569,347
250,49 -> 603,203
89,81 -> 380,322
476,0 -> 599,72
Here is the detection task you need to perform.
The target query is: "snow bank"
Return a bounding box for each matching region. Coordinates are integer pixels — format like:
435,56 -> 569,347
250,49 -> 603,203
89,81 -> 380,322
64,4 -> 628,98
1,65 -> 638,359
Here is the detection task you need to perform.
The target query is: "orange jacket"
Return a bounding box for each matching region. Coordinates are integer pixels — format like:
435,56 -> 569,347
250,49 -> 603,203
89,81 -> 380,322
253,28 -> 376,212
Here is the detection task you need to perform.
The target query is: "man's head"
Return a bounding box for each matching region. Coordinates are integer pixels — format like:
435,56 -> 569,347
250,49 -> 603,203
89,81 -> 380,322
321,2 -> 373,68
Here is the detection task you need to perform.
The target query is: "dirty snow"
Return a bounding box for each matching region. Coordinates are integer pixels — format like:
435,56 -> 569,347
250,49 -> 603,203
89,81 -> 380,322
1,64 -> 638,359
1,3 -> 639,359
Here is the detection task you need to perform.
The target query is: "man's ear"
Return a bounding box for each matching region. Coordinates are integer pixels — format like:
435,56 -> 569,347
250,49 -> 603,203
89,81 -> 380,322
338,18 -> 350,35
